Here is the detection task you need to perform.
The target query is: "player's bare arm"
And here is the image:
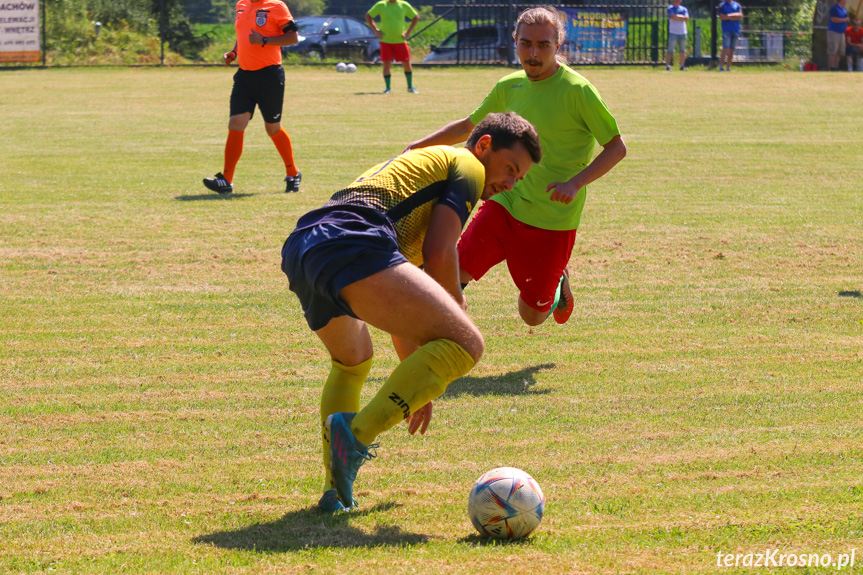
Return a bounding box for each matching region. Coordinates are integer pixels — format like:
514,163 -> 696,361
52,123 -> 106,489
398,204 -> 467,436
422,204 -> 468,307
389,206 -> 466,406
393,199 -> 480,409
365,13 -> 383,39
546,135 -> 627,204
404,117 -> 476,152
403,15 -> 419,40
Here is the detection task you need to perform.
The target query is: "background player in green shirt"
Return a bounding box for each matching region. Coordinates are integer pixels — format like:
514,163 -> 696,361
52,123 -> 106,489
366,0 -> 419,93
405,6 -> 627,327
281,113 -> 542,511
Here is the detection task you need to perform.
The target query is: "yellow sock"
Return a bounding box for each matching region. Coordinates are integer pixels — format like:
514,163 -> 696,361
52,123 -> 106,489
321,357 -> 371,491
351,340 -> 475,446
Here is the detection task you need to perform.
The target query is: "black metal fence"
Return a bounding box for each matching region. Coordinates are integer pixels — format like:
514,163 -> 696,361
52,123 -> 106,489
0,0 -> 813,68
421,2 -> 812,65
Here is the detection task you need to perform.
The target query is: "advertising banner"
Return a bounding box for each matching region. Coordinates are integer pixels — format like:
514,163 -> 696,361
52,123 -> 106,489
557,7 -> 628,64
0,1 -> 40,63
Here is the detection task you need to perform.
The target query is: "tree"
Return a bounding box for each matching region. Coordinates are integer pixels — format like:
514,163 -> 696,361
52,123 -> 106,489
154,0 -> 212,59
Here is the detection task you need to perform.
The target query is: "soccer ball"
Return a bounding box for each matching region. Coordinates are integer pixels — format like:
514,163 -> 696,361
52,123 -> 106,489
468,467 -> 545,539
336,62 -> 347,72
346,63 -> 357,73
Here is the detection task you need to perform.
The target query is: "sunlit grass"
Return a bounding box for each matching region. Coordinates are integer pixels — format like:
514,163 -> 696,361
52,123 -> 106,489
1,66 -> 862,574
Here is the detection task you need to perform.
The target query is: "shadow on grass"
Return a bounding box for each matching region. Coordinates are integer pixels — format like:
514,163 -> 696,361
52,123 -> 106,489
174,193 -> 256,201
442,363 -> 556,398
458,533 -> 535,546
838,290 -> 862,298
193,502 -> 428,551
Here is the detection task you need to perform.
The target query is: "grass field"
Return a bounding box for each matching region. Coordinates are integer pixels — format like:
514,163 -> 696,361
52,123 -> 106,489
1,65 -> 862,574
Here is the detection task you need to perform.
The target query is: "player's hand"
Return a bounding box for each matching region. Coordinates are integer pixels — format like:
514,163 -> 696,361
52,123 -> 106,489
546,179 -> 582,204
406,402 -> 433,435
374,29 -> 383,40
249,29 -> 263,45
223,50 -> 237,65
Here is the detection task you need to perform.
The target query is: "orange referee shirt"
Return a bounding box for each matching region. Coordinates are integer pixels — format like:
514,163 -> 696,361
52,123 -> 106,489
235,0 -> 294,71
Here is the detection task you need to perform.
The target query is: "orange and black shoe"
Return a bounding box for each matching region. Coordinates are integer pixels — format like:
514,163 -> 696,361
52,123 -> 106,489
552,268 -> 574,325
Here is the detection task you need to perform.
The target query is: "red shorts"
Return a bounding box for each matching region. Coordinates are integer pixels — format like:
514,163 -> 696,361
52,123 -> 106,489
457,201 -> 577,313
380,42 -> 411,63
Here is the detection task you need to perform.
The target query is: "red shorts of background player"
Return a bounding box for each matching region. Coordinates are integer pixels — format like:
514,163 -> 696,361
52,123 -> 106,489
457,200 -> 577,313
380,42 -> 411,62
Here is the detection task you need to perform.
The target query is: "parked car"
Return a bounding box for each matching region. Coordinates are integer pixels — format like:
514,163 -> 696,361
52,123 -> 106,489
422,24 -> 515,64
282,16 -> 380,62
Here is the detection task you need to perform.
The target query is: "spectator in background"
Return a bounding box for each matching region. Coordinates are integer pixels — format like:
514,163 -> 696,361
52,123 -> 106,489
718,0 -> 743,71
828,0 -> 850,71
845,18 -> 863,71
666,0 -> 690,71
366,0 -> 420,94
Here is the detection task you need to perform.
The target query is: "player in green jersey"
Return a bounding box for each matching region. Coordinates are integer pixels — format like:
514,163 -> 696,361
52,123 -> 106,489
366,0 -> 420,93
405,6 -> 627,327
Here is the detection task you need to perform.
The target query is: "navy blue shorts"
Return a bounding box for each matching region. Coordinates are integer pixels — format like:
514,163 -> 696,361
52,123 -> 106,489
281,206 -> 408,331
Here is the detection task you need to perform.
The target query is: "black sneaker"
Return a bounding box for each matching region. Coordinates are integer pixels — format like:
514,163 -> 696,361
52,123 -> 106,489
284,171 -> 302,193
203,172 -> 233,194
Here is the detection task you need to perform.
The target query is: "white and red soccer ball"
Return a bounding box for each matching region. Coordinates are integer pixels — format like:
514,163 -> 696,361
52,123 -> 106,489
468,467 -> 545,539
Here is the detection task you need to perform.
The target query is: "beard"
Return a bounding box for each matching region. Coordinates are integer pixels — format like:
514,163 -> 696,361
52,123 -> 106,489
523,60 -> 545,79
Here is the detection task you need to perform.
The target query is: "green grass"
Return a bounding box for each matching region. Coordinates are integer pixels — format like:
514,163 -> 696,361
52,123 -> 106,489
1,65 -> 862,574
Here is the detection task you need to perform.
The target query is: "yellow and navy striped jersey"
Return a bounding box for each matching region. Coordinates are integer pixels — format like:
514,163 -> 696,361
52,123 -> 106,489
324,146 -> 485,266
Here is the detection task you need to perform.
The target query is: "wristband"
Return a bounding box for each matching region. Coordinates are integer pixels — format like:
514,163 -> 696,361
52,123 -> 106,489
262,36 -> 268,46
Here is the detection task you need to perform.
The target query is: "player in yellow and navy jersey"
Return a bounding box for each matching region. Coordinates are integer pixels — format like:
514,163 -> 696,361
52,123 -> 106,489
280,113 -> 542,512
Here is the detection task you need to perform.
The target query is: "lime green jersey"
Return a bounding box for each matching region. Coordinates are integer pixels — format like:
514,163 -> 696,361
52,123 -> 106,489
469,64 -> 620,231
367,0 -> 417,44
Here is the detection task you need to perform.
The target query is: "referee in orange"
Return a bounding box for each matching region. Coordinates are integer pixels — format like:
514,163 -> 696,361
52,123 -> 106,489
204,0 -> 302,195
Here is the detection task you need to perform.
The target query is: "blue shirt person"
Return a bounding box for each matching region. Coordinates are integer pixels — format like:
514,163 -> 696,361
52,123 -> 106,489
717,0 -> 743,71
829,0 -> 849,33
827,0 -> 850,70
666,0 -> 690,70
